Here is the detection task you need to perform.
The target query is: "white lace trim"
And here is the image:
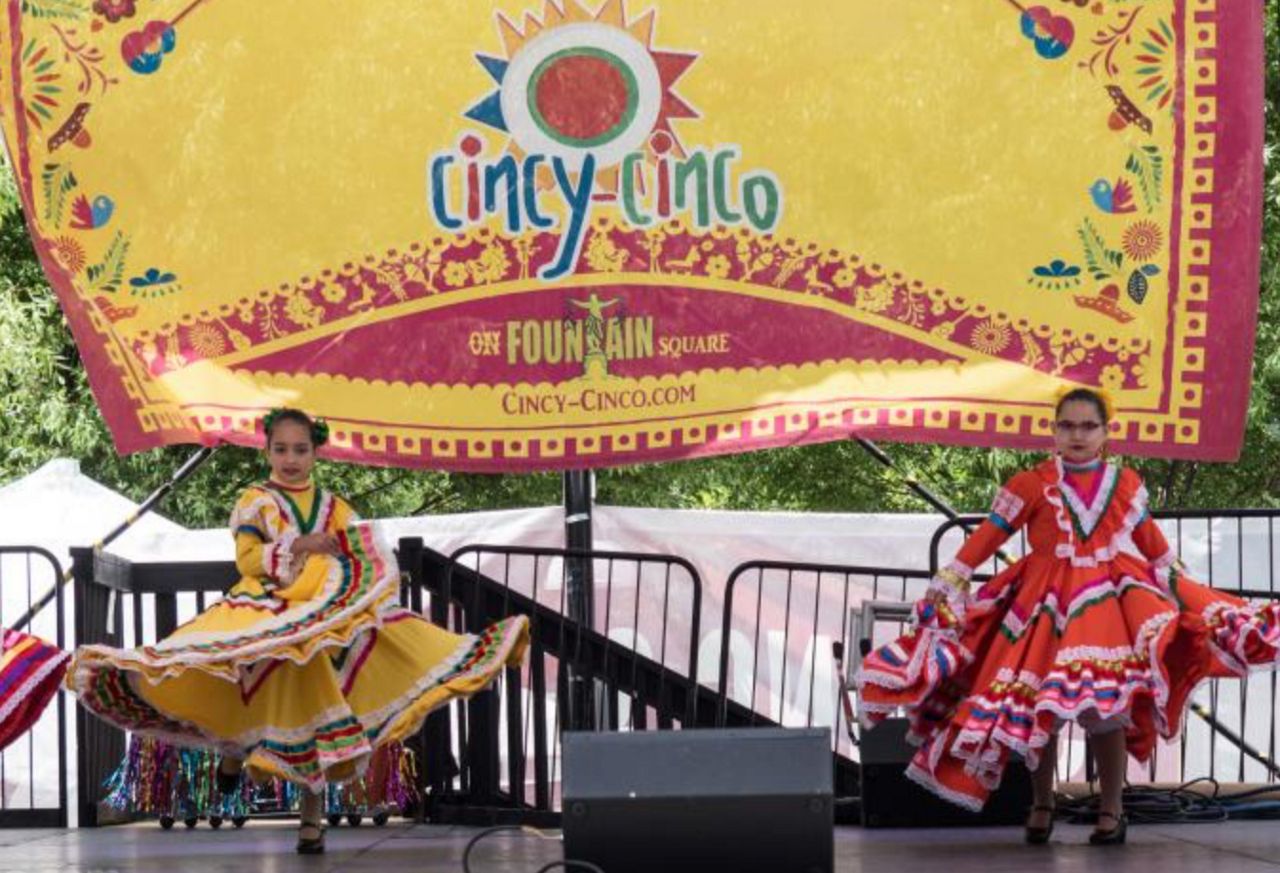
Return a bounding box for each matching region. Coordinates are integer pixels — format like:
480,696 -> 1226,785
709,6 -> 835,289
923,560 -> 975,621
0,643 -> 69,727
71,527 -> 399,678
855,626 -> 975,696
903,760 -> 985,812
1055,458 -> 1118,538
260,531 -> 299,584
999,576 -> 1165,641
990,488 -> 1025,526
229,494 -> 279,536
1201,600 -> 1280,678
1044,465 -> 1150,568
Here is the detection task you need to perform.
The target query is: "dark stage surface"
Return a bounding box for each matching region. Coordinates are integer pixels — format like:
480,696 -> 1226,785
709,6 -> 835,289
1,819 -> 1279,872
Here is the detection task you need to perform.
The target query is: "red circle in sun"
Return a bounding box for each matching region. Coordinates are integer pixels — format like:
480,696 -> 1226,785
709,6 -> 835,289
533,52 -> 632,143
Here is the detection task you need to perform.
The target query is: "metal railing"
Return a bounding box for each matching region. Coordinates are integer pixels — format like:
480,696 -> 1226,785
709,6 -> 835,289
69,547 -> 240,826
0,547 -> 68,827
55,503 -> 1280,828
400,540 -> 728,824
715,560 -> 933,747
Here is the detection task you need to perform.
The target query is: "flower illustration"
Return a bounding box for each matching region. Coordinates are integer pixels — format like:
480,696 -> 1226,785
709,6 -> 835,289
442,261 -> 470,288
47,236 -> 85,273
855,281 -> 894,314
187,323 -> 228,358
284,294 -> 322,330
469,242 -> 511,284
93,0 -> 136,23
128,267 -> 180,297
320,282 -> 347,304
1133,19 -> 1176,112
970,319 -> 1012,355
1099,364 -> 1126,391
833,266 -> 858,287
1122,220 -> 1163,262
1029,260 -> 1082,291
704,255 -> 731,279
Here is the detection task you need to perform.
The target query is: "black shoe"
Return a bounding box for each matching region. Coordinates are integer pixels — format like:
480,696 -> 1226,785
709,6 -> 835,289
1089,811 -> 1127,846
215,762 -> 241,796
296,822 -> 325,855
1024,804 -> 1055,845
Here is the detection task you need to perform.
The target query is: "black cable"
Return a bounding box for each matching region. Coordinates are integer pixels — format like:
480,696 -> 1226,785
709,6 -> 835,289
1055,779 -> 1231,826
461,825 -> 604,873
533,862 -> 606,873
463,825 -> 524,873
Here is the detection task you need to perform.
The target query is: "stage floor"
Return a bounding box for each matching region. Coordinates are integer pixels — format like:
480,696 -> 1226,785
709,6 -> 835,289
1,819 -> 1279,872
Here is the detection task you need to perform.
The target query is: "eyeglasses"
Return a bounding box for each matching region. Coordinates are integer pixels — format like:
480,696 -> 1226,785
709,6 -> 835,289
1054,421 -> 1104,436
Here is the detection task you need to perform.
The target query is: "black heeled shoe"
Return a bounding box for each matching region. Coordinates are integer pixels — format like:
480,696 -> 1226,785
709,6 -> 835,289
1089,811 -> 1127,846
296,821 -> 325,855
1024,804 -> 1055,845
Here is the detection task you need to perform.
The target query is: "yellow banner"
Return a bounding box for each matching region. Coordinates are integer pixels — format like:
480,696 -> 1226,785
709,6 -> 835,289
0,0 -> 1262,468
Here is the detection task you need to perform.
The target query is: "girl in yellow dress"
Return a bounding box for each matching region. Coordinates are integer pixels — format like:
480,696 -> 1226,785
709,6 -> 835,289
67,409 -> 530,853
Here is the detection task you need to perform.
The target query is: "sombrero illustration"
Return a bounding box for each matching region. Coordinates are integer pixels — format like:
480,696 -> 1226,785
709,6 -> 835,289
1074,283 -> 1134,324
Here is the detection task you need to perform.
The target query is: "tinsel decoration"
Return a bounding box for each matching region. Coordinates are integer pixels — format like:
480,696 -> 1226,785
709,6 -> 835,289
103,738 -> 420,820
102,737 -> 256,818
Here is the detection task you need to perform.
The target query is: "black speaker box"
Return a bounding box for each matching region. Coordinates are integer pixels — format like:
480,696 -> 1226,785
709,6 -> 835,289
860,718 -> 1032,827
562,728 -> 834,873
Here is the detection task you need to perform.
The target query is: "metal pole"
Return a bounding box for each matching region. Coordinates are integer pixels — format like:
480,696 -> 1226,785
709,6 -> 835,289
1189,701 -> 1280,779
563,469 -> 596,731
853,437 -> 1012,565
10,445 -> 216,634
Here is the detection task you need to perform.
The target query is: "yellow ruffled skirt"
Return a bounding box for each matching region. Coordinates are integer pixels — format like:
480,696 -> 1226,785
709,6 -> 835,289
67,526 -> 529,789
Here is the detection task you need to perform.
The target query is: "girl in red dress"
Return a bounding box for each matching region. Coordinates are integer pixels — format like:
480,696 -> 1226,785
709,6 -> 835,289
858,388 -> 1280,845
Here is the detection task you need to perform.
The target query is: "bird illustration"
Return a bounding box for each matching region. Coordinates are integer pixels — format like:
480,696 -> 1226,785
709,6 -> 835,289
1089,178 -> 1136,214
69,194 -> 114,230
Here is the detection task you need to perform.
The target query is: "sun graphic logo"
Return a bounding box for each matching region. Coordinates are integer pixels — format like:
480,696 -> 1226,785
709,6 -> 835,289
427,0 -> 784,281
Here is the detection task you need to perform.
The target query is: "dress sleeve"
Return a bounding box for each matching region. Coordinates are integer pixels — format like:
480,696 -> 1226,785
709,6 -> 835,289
931,471 -> 1038,599
235,529 -> 268,578
1126,473 -> 1181,581
229,488 -> 297,583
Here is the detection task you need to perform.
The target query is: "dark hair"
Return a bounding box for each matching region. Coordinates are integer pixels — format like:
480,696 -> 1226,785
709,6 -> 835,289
1054,388 -> 1110,424
263,408 -> 330,448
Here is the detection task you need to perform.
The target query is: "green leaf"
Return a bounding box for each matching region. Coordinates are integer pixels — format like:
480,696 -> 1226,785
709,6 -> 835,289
1078,218 -> 1114,280
39,163 -> 77,226
1124,145 -> 1164,212
20,0 -> 88,19
86,232 -> 129,293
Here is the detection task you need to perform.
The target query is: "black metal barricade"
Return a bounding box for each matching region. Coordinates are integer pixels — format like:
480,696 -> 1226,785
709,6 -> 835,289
400,540 -> 732,824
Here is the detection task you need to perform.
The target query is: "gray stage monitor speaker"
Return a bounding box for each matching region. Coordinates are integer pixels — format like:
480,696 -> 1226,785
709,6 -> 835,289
562,728 -> 834,873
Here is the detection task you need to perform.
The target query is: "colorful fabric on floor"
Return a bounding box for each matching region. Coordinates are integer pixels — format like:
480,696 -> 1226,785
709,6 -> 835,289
858,458 -> 1280,812
0,628 -> 69,752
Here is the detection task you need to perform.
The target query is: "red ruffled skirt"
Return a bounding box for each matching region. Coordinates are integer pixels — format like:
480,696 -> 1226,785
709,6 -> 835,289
858,554 -> 1280,810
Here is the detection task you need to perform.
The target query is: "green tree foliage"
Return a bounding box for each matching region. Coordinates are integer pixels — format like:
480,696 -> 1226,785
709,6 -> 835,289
1,8 -> 1277,525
